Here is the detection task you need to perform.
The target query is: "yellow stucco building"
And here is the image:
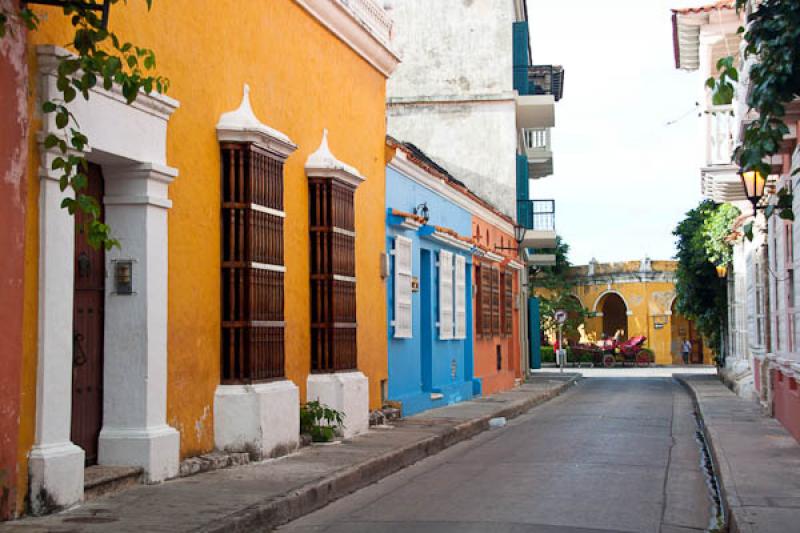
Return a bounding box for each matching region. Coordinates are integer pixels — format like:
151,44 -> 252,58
560,259 -> 712,366
15,0 -> 399,515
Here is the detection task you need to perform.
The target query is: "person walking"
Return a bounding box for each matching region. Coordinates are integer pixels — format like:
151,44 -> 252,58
681,338 -> 692,365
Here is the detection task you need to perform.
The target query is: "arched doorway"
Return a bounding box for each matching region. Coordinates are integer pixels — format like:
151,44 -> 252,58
670,300 -> 704,364
600,293 -> 627,339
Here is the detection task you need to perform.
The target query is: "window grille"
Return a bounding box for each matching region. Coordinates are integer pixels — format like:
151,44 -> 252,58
220,143 -> 285,383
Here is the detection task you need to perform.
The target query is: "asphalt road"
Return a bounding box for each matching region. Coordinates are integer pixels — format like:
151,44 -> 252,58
278,378 -> 716,533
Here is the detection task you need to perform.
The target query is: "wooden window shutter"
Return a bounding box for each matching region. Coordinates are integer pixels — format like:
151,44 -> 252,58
481,264 -> 492,337
393,236 -> 413,338
491,265 -> 500,336
439,250 -> 454,340
503,270 -> 513,336
309,178 -> 357,372
220,143 -> 285,384
454,254 -> 467,339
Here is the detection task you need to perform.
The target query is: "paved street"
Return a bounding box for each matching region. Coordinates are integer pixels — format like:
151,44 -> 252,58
279,378 -> 716,533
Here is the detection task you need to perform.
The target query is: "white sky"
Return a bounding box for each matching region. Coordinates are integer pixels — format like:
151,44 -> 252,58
526,0 -> 706,265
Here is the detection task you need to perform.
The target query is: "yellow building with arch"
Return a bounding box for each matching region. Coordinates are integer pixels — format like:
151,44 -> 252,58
562,259 -> 712,366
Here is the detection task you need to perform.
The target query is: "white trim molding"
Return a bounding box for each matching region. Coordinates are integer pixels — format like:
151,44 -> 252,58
294,0 -> 400,77
388,149 -> 514,235
216,84 -> 297,159
31,44 -> 180,510
591,289 -> 633,314
305,129 -> 365,188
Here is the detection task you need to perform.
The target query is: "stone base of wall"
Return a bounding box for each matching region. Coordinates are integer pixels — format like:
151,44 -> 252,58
27,442 -> 85,515
478,369 -> 518,396
390,381 -> 474,417
307,372 -> 369,438
771,368 -> 800,444
214,380 -> 300,460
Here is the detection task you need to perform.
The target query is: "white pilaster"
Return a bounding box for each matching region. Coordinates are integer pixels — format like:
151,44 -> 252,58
214,380 -> 300,459
307,372 -> 369,439
29,148 -> 85,513
98,163 -> 179,482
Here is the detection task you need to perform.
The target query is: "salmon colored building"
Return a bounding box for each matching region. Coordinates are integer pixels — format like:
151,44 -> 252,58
10,0 -> 398,518
0,1 -> 29,518
471,216 -> 524,395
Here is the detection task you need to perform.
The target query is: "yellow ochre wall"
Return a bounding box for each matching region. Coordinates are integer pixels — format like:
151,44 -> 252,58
563,261 -> 712,365
18,0 -> 389,511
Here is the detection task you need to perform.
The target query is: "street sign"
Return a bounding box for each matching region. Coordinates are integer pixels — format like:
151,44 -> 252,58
554,309 -> 567,324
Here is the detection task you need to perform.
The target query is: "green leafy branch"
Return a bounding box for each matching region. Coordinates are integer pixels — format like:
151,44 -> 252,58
1,1 -> 166,249
705,0 -> 800,234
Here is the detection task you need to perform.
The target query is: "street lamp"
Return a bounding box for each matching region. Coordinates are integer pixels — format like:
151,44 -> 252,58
739,168 -> 766,217
495,224 -> 526,252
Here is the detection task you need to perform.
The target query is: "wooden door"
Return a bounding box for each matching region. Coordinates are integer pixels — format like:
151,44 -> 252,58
71,163 -> 105,466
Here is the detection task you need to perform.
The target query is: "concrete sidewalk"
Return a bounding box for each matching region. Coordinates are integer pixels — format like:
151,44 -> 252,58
677,374 -> 800,533
1,375 -> 576,533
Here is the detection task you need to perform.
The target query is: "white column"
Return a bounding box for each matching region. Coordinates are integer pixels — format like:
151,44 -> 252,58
98,163 -> 180,483
29,148 -> 85,513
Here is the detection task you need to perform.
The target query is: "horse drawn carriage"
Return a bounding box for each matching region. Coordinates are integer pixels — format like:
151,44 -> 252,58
569,335 -> 651,368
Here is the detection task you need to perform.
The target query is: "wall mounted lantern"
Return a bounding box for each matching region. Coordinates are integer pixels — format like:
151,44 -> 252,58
113,259 -> 133,294
739,168 -> 766,217
715,264 -> 728,279
495,224 -> 526,252
22,1 -> 112,29
413,202 -> 430,223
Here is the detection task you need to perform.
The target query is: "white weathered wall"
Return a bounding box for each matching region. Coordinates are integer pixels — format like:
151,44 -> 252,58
387,0 -> 513,99
386,0 -> 518,218
388,101 -> 517,215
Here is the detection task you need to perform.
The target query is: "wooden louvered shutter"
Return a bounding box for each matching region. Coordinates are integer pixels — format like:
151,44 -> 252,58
481,264 -> 492,337
393,236 -> 413,338
503,270 -> 513,336
220,143 -> 285,384
491,265 -> 500,336
439,250 -> 454,340
309,179 -> 357,372
454,255 -> 467,339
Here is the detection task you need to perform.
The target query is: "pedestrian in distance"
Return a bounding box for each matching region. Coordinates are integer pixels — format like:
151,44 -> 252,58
682,338 -> 691,365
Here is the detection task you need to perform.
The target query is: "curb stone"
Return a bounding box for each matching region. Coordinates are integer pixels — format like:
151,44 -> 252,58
198,377 -> 578,533
674,374 -> 740,533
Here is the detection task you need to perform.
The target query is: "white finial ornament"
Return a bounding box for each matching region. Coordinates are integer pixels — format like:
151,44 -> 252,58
216,83 -> 296,158
305,129 -> 365,188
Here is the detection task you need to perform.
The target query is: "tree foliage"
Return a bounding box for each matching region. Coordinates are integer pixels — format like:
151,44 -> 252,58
1,1 -> 166,249
673,201 -> 730,356
702,203 -> 740,267
530,237 -> 589,341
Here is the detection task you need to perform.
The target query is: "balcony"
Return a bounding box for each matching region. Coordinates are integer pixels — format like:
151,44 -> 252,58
522,128 -> 553,179
526,65 -> 564,101
517,199 -> 556,249
515,66 -> 563,130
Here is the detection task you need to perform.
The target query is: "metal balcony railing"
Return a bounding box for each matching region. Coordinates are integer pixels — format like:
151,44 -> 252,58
528,65 -> 564,101
517,199 -> 555,231
522,128 -> 551,157
706,105 -> 734,166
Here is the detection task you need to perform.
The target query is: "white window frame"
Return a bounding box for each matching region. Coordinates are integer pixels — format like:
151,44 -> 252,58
454,254 -> 467,339
439,250 -> 454,340
393,236 -> 413,338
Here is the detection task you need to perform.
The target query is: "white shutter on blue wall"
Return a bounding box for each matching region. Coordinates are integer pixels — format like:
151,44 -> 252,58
439,250 -> 454,340
454,254 -> 466,339
393,236 -> 413,338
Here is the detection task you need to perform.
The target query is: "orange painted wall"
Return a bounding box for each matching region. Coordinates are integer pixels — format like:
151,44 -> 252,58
18,0 -> 389,512
471,216 -> 520,396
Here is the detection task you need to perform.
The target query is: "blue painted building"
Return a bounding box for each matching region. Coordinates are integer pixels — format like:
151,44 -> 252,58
385,140 -> 477,416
